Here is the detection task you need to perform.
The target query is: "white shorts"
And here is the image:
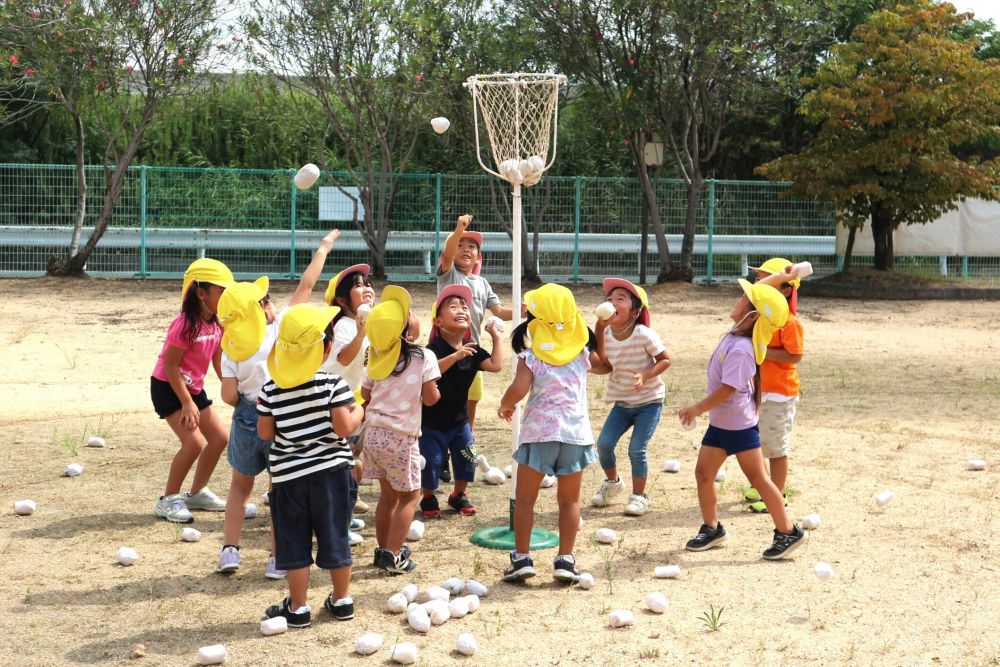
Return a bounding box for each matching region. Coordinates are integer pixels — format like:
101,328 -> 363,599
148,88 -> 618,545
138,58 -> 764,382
759,396 -> 799,459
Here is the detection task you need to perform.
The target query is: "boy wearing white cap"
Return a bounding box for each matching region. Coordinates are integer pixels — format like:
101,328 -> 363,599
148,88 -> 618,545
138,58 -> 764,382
257,304 -> 364,627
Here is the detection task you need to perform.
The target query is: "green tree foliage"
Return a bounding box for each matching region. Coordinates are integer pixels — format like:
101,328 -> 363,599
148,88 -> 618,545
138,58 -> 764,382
757,1 -> 1000,271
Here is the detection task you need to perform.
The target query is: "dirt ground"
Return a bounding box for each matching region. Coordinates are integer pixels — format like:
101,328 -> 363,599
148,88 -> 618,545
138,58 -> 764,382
1,277 -> 998,666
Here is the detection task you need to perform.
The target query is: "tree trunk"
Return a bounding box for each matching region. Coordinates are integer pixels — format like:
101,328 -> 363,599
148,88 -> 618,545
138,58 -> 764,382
843,224 -> 856,273
677,171 -> 701,282
630,134 -> 677,283
871,202 -> 895,271
68,113 -> 87,258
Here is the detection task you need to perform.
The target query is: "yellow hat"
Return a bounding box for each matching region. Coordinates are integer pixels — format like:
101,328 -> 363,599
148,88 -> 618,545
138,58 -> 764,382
525,283 -> 589,366
751,257 -> 799,289
365,285 -> 410,381
324,263 -> 370,305
738,279 -> 789,365
218,277 -> 269,362
181,258 -> 234,302
267,303 -> 340,389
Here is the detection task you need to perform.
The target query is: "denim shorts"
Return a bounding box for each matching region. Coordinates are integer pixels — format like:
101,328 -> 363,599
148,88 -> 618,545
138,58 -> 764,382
150,376 -> 212,419
270,465 -> 356,571
702,423 -> 761,456
513,441 -> 597,477
419,423 -> 478,490
227,396 -> 271,477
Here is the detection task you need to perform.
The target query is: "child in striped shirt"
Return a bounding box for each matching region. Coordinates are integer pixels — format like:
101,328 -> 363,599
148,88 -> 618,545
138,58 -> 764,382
257,304 -> 365,628
590,279 -> 671,517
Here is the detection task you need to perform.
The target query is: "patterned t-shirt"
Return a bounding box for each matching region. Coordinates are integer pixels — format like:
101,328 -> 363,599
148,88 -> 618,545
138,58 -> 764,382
257,372 -> 355,485
362,349 -> 441,436
602,324 -> 667,405
519,349 -> 594,447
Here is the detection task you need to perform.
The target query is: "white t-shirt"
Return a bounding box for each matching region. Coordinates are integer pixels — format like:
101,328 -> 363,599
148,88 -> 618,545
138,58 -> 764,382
362,348 -> 440,436
221,308 -> 286,402
602,324 -> 667,405
320,316 -> 368,390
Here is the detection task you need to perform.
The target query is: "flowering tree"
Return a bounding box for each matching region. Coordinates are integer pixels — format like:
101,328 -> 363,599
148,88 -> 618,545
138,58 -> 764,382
0,0 -> 225,275
758,1 -> 1000,271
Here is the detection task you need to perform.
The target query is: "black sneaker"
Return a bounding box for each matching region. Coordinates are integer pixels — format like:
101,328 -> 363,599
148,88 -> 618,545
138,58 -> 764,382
439,464 -> 452,484
685,523 -> 728,552
552,556 -> 580,584
502,554 -> 536,582
323,593 -> 354,621
373,547 -> 391,567
263,597 -> 311,628
762,524 -> 807,560
385,550 -> 417,575
420,494 -> 441,518
447,493 -> 477,516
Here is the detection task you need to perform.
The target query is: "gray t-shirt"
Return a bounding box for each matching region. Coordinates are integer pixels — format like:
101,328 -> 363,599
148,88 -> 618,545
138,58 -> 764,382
436,264 -> 500,344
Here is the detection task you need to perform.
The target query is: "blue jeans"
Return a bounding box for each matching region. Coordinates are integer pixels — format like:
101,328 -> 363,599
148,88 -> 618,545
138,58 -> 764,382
595,401 -> 663,479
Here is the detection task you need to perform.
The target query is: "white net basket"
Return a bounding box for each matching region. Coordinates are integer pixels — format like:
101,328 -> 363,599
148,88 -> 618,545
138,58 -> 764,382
465,72 -> 566,186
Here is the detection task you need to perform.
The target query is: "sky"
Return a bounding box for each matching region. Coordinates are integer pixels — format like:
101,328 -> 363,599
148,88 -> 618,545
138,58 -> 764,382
952,0 -> 1000,26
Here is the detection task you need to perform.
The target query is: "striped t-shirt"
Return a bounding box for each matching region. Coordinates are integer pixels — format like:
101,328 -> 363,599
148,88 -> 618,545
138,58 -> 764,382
257,372 -> 355,486
602,324 -> 667,405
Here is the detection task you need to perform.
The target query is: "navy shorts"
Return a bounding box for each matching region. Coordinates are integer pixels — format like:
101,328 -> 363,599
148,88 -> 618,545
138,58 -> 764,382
270,465 -> 357,571
701,423 -> 761,456
150,376 -> 212,419
419,424 -> 478,490
227,396 -> 271,477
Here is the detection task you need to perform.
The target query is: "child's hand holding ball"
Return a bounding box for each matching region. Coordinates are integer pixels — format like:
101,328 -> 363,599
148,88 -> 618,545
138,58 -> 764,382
595,301 -> 615,322
356,303 -> 372,325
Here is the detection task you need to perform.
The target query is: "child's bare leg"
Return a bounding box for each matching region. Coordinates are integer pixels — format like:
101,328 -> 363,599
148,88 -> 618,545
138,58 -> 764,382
513,466 -> 544,553
190,407 -> 228,492
769,456 -> 788,492
694,446 -> 728,526
222,471 -> 254,545
735,449 -> 793,532
387,489 -> 419,553
163,414 -> 206,495
286,567 -> 310,609
329,565 -> 351,601
555,471 -> 583,554
375,479 -> 397,549
466,399 -> 478,430
452,480 -> 469,496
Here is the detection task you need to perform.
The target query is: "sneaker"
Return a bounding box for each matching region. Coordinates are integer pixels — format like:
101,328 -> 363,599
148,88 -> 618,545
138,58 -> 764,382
749,493 -> 788,514
623,494 -> 649,517
349,531 -> 363,546
373,545 -> 411,568
185,487 -> 226,511
552,555 -> 580,584
744,487 -> 762,502
263,597 -> 310,628
447,493 -> 477,516
217,546 -> 240,573
350,517 -> 365,530
439,465 -> 452,484
420,494 -> 441,518
264,556 -> 287,580
155,494 -> 193,524
386,550 -> 417,575
261,491 -> 269,505
353,499 -> 369,514
323,593 -> 354,621
502,553 -> 536,582
762,524 -> 807,560
590,478 -> 625,507
685,523 -> 728,552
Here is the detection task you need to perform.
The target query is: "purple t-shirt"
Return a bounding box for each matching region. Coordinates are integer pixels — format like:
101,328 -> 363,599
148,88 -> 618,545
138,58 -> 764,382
706,333 -> 757,430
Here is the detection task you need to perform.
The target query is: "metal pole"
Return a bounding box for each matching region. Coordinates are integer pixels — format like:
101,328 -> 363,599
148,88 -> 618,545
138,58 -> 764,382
434,173 -> 443,265
289,169 -> 298,279
139,166 -> 147,278
573,176 -> 582,283
706,179 -> 716,283
509,181 -> 522,528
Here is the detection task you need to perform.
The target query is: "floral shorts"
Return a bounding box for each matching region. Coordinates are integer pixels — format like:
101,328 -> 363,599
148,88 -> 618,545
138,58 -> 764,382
362,425 -> 421,492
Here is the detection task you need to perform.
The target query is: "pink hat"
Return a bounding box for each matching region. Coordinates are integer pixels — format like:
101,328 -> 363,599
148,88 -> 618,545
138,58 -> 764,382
437,231 -> 484,275
602,278 -> 651,327
429,284 -> 474,343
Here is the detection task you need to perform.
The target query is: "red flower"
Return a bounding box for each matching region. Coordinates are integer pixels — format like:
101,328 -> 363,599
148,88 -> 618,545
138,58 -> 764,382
130,0 -> 137,6
414,74 -> 422,81
126,65 -> 134,72
628,58 -> 635,65
97,81 -> 106,90
26,68 -> 34,76
67,47 -> 74,53
177,57 -> 184,65
594,31 -> 602,39
10,55 -> 18,65
30,11 -> 39,18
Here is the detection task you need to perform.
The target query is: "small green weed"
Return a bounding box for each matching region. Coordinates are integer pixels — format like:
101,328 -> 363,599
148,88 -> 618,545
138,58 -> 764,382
53,425 -> 87,456
699,604 -> 726,632
591,534 -> 624,595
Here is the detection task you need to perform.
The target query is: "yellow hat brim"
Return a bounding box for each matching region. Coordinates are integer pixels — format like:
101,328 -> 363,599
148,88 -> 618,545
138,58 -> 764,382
181,258 -> 234,302
527,311 -> 588,366
267,304 -> 339,388
738,279 -> 788,364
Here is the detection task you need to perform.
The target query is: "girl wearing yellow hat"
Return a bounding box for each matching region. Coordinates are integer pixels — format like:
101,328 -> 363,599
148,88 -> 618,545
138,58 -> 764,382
677,277 -> 807,560
497,283 -> 602,584
150,257 -> 235,524
590,278 -> 672,517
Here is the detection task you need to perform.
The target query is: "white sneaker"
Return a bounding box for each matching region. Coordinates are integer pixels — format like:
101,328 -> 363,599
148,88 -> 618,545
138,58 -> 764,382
349,531 -> 363,546
265,556 -> 287,580
217,546 -> 240,573
185,487 -> 226,511
623,494 -> 649,517
155,494 -> 193,523
590,478 -> 625,507
353,499 -> 369,513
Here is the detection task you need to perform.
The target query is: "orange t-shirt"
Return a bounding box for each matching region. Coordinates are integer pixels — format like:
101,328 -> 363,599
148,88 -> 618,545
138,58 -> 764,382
760,313 -> 804,396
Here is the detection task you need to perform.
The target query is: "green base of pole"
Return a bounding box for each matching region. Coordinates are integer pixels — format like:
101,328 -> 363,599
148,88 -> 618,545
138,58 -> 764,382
469,497 -> 559,550
469,526 -> 559,551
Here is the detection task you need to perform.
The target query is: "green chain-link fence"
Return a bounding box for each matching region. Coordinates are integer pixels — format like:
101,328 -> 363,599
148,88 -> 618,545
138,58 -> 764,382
1,163 -> 995,282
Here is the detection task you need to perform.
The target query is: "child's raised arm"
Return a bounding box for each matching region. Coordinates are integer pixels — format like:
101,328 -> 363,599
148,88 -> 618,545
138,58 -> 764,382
439,214 -> 473,274
288,229 -> 340,306
497,358 -> 532,421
